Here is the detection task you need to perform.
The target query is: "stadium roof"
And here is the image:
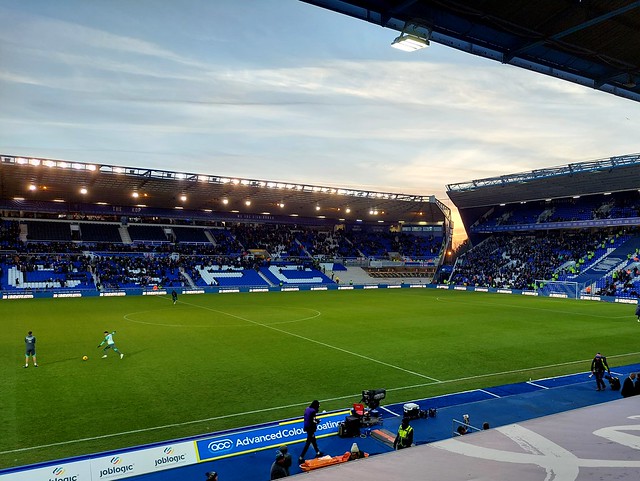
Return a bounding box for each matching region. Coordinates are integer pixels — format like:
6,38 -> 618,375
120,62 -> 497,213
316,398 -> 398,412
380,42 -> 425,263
445,153 -> 640,209
0,154 -> 448,225
302,0 -> 640,102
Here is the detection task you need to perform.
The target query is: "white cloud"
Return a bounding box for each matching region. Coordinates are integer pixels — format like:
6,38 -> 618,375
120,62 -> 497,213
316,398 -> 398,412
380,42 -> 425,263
1,1 -> 640,245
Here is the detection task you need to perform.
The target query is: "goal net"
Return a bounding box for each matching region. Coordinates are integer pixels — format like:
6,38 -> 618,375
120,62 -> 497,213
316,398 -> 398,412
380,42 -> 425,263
535,280 -> 582,299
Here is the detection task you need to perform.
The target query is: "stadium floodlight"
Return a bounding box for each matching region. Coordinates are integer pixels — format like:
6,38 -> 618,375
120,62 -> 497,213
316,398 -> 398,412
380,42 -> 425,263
391,32 -> 429,51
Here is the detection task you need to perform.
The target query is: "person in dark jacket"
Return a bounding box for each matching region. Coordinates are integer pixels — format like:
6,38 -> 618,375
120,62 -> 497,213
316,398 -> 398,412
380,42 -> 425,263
270,448 -> 290,479
590,352 -> 610,391
621,372 -> 636,398
298,400 -> 323,464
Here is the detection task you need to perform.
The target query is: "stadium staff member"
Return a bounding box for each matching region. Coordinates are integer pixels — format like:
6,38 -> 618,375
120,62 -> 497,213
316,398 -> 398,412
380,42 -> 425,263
205,471 -> 218,481
298,400 -> 323,464
393,417 -> 414,449
591,352 -> 611,391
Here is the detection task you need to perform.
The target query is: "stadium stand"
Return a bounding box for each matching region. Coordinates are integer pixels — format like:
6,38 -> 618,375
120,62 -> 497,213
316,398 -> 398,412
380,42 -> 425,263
171,226 -> 211,244
446,155 -> 640,299
25,221 -> 73,242
127,224 -> 168,243
79,223 -> 123,243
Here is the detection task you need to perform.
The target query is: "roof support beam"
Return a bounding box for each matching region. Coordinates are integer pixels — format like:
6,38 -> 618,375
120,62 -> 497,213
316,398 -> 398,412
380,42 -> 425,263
504,1 -> 640,63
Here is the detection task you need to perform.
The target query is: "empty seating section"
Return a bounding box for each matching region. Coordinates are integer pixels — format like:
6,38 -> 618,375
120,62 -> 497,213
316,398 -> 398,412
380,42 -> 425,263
127,225 -> 167,243
1,220 -> 21,248
172,227 -> 210,244
473,192 -> 640,233
80,223 -> 122,243
25,221 -> 72,241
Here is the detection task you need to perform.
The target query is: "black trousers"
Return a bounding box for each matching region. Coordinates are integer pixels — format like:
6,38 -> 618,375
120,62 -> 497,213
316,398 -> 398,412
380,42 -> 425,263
300,431 -> 319,458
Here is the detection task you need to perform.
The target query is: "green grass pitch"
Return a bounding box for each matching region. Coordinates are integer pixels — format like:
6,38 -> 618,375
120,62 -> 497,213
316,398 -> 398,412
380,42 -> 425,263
1,288 -> 638,469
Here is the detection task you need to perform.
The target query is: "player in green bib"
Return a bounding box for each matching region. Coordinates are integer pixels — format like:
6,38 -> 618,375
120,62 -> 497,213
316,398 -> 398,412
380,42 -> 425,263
98,331 -> 124,359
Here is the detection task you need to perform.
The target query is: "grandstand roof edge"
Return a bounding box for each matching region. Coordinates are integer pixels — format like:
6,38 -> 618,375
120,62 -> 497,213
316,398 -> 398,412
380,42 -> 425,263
1,153 -> 436,203
446,153 -> 640,192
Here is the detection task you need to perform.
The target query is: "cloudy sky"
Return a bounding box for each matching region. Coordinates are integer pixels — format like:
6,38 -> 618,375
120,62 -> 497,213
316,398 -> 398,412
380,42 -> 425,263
1,0 -> 639,242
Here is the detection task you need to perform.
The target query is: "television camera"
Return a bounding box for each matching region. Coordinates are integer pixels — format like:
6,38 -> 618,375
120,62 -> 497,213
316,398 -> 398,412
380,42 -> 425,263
361,389 -> 386,409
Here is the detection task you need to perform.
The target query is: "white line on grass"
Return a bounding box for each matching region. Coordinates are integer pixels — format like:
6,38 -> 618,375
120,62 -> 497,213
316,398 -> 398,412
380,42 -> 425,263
0,399 -> 317,455
435,296 -> 633,319
175,298 -> 442,383
125,301 -> 322,327
6,350 -> 640,456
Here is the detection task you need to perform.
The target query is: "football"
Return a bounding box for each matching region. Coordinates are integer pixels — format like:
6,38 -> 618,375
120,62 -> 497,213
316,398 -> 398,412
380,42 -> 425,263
82,355 -> 88,361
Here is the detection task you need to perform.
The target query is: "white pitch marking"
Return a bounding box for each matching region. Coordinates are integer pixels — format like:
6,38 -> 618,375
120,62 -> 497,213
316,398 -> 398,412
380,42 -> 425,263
526,381 -> 549,389
478,388 -> 501,398
8,355 -> 639,456
379,406 -> 401,417
435,296 -> 632,319
176,298 -> 442,383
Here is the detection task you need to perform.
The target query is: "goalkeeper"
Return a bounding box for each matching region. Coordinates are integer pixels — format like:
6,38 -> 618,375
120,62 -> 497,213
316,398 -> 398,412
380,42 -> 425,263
98,331 -> 124,359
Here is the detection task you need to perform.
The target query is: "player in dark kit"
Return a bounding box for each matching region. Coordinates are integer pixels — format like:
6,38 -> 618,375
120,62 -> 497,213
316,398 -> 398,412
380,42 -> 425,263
24,331 -> 38,368
172,289 -> 178,304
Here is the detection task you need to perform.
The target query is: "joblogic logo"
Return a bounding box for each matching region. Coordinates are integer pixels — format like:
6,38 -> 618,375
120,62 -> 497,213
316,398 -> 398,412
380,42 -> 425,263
154,446 -> 186,467
207,439 -> 233,454
49,466 -> 78,481
98,456 -> 134,478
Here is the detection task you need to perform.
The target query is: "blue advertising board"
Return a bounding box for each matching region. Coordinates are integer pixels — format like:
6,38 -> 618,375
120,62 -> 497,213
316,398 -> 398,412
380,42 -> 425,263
195,411 -> 349,462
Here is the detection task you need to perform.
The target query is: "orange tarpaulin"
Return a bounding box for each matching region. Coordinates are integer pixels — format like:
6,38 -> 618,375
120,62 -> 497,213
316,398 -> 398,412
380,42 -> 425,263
299,452 -> 369,472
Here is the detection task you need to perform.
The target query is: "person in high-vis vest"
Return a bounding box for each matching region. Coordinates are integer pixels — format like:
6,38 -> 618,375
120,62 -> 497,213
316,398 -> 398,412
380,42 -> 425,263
393,417 -> 414,449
